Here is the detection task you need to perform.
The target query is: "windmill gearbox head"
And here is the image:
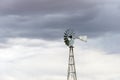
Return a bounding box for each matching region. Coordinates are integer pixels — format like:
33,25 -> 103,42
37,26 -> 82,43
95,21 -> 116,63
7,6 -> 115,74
64,29 -> 75,47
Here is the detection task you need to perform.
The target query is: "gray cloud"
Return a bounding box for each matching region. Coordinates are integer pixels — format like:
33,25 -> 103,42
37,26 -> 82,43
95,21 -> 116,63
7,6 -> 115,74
0,0 -> 101,40
0,0 -> 120,80
0,0 -> 98,15
0,0 -> 105,40
0,0 -> 120,54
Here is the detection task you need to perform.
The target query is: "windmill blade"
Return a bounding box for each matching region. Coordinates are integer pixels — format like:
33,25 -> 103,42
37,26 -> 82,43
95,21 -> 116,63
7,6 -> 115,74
78,36 -> 87,42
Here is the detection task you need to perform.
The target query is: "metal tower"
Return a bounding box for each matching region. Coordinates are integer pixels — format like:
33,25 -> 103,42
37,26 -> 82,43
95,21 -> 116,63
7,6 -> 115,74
67,46 -> 77,80
64,29 -> 87,80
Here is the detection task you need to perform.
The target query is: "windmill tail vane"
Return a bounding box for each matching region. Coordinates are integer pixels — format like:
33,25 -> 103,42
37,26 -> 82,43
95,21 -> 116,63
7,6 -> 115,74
77,36 -> 87,42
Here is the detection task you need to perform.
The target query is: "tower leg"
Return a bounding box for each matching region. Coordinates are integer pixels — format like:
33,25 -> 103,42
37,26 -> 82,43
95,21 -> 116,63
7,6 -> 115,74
67,46 -> 77,80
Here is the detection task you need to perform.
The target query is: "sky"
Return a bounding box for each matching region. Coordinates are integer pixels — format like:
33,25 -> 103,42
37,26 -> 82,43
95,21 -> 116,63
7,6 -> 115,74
0,0 -> 120,80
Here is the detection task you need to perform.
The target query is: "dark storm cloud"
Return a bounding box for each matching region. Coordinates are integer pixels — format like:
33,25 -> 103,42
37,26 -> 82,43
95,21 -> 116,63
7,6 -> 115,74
0,0 -> 100,40
0,12 -> 98,40
0,0 -> 97,15
0,0 -> 120,41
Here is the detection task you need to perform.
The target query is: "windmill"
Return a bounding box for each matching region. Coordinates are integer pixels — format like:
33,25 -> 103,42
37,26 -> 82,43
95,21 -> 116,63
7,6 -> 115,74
64,29 -> 87,80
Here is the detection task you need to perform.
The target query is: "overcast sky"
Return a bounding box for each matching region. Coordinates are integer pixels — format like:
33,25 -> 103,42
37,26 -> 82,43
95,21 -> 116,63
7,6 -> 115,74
0,0 -> 120,80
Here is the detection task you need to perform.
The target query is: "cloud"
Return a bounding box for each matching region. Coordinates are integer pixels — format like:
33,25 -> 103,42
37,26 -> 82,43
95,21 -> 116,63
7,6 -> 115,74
0,0 -> 102,40
0,38 -> 120,80
0,0 -> 119,54
0,0 -> 120,80
0,0 -> 98,15
0,0 -> 120,42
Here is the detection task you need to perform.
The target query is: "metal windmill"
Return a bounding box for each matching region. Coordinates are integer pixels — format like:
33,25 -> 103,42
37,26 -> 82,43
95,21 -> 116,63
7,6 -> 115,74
64,29 -> 87,80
